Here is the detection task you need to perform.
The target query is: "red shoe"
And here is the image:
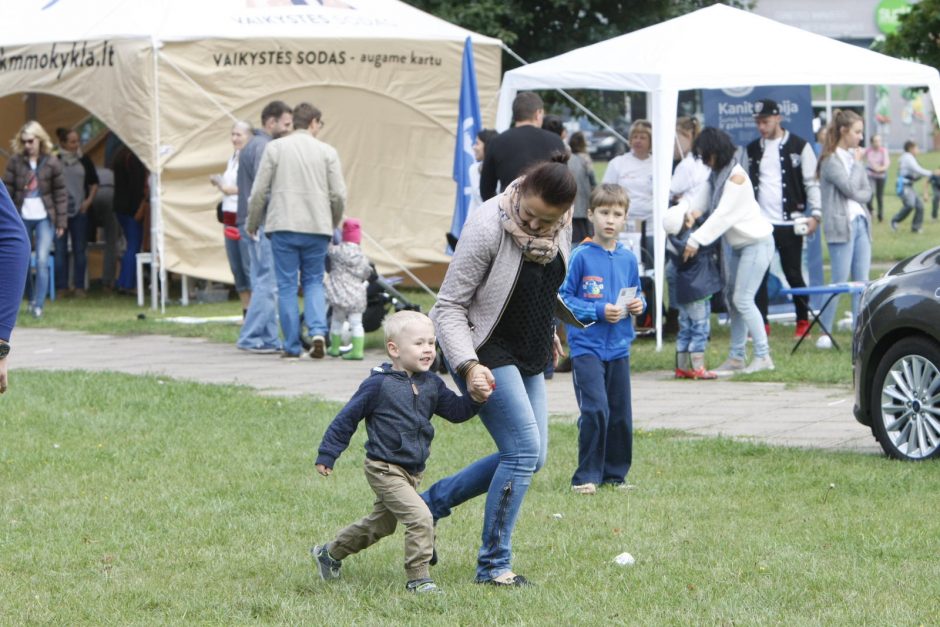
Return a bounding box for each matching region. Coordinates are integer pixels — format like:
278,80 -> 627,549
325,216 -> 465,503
688,367 -> 718,380
793,320 -> 811,340
675,368 -> 695,379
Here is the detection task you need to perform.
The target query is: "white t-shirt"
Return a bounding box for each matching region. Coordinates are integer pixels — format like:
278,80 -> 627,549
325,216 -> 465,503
220,152 -> 239,214
602,152 -> 653,222
836,148 -> 866,222
21,158 -> 47,220
468,160 -> 483,214
757,137 -> 785,224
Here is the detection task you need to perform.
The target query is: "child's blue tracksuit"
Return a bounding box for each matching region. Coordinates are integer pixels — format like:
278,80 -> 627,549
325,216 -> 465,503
558,239 -> 643,486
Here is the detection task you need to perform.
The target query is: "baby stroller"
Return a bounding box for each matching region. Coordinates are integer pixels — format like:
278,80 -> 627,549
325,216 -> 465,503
300,264 -> 421,352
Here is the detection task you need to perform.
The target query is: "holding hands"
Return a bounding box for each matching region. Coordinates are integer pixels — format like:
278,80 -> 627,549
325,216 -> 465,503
466,364 -> 495,403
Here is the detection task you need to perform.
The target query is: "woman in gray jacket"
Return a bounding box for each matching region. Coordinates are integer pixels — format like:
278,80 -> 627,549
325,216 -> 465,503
423,154 -> 576,587
816,109 -> 872,349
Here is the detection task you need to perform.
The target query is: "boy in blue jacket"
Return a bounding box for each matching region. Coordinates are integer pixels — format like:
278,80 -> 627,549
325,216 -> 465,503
559,184 -> 644,495
312,310 -> 489,594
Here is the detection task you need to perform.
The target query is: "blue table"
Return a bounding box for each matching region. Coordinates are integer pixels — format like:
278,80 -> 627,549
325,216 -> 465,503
778,282 -> 867,353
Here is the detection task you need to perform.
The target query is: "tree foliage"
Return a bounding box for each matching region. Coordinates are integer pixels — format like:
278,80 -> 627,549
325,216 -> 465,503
405,0 -> 752,65
881,0 -> 940,71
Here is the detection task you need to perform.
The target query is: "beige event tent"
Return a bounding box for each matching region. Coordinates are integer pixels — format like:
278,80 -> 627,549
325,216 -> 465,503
494,4 -> 940,349
0,0 -> 501,306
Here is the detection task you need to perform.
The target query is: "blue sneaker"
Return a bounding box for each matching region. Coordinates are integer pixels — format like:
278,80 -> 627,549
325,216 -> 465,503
312,544 -> 341,581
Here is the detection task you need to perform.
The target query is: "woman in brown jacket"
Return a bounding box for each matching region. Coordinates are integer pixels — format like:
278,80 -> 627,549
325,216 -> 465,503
3,121 -> 67,318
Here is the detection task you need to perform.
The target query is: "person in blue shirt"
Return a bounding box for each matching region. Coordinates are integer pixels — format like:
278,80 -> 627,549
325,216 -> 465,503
558,184 -> 644,495
312,310 -> 489,594
0,183 -> 31,393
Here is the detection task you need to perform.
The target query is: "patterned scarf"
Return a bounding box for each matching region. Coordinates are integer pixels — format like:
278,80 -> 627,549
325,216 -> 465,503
497,177 -> 571,264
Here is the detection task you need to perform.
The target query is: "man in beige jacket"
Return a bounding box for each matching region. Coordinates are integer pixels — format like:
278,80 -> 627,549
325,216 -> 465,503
248,102 -> 346,359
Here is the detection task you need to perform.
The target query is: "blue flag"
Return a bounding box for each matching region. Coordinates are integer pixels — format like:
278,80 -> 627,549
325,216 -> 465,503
448,37 -> 482,251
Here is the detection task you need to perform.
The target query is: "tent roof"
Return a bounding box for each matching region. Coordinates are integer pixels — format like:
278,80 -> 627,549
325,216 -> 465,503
497,3 -> 940,122
0,0 -> 500,46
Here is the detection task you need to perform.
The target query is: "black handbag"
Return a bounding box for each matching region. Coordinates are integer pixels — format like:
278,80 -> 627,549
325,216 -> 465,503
216,201 -> 224,224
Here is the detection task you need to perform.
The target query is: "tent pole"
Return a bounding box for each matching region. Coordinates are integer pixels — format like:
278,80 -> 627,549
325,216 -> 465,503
500,44 -> 628,144
151,36 -> 164,312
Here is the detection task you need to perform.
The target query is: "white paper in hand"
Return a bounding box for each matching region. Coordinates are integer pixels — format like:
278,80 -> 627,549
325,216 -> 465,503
616,287 -> 637,311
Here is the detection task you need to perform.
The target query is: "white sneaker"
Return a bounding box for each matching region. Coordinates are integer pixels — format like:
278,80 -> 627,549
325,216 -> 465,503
714,358 -> 746,377
816,336 -> 833,350
743,355 -> 775,374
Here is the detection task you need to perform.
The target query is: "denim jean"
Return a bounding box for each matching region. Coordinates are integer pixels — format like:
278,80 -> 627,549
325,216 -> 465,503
820,216 -> 871,333
269,231 -> 330,356
676,297 -> 711,354
223,231 -> 251,293
421,365 -> 548,581
22,217 -> 54,309
237,226 -> 282,351
55,211 -> 89,291
727,236 -> 773,361
115,213 -> 142,291
570,354 -> 632,486
803,226 -> 825,311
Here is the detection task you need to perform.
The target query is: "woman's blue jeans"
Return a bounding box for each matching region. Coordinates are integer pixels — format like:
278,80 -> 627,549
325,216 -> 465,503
22,217 -> 54,309
821,215 -> 871,333
421,365 -> 548,581
727,236 -> 774,361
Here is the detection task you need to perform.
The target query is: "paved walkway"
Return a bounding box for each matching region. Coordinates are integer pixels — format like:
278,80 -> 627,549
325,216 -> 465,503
13,328 -> 880,454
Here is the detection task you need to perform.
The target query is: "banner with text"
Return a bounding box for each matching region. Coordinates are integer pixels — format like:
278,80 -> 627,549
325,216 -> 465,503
702,85 -> 813,147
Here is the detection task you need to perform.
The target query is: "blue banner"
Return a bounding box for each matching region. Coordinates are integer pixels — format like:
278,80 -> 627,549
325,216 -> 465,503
702,85 -> 813,147
448,37 -> 482,250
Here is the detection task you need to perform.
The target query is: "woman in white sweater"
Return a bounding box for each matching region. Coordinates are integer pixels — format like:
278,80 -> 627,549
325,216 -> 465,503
674,127 -> 775,375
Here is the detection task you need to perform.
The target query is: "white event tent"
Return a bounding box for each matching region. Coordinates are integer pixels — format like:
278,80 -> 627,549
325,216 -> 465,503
0,0 -> 501,306
495,3 -> 940,349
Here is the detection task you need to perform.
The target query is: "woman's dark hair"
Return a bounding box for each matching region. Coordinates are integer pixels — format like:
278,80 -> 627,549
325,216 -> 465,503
569,131 -> 588,154
519,151 -> 577,207
477,129 -> 498,145
541,114 -> 565,137
692,127 -> 736,171
55,127 -> 71,144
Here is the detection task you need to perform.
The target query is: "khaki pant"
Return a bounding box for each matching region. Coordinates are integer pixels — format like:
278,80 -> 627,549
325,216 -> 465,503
329,458 -> 434,581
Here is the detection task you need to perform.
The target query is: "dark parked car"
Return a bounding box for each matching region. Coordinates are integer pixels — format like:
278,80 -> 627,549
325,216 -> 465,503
853,246 -> 940,460
588,130 -> 627,161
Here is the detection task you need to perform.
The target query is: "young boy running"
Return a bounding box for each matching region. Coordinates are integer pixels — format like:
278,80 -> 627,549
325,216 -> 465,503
312,310 -> 490,593
558,184 -> 645,495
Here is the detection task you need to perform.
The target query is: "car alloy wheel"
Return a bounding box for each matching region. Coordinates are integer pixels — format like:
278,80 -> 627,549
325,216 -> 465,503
870,337 -> 940,460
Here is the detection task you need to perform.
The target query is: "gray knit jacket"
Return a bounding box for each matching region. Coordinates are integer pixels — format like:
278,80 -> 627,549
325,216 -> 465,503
430,194 -> 571,373
819,153 -> 873,244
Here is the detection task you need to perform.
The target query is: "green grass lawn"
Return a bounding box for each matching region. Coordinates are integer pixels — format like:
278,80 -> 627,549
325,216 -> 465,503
2,371 -> 938,624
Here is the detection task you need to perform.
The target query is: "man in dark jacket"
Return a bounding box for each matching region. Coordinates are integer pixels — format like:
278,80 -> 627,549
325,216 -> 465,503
742,99 -> 821,340
479,92 -> 567,201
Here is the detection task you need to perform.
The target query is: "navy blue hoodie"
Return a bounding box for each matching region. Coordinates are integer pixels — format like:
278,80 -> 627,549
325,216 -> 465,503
316,364 -> 480,474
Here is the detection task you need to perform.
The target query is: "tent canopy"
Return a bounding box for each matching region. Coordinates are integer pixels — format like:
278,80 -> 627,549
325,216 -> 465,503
495,3 -> 940,349
0,0 -> 501,290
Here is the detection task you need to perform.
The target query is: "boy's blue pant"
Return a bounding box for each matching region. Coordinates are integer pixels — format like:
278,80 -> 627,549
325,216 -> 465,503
570,354 -> 633,486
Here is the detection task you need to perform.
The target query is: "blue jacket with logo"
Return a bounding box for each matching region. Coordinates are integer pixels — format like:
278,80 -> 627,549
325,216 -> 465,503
316,363 -> 480,474
559,239 -> 643,361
